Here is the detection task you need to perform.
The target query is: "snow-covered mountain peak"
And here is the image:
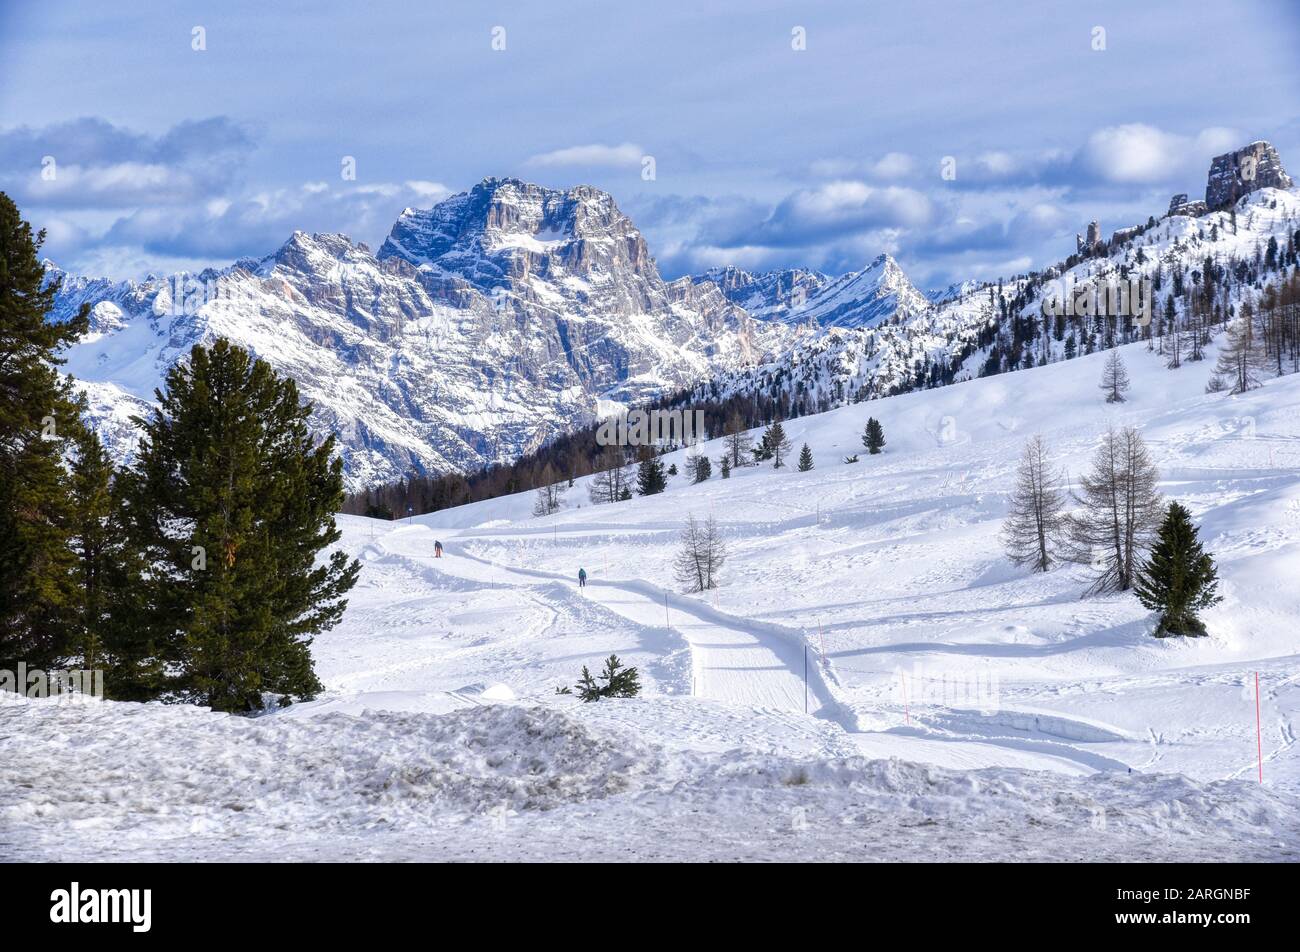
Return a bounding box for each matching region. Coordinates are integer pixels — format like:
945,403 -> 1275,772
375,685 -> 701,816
377,177 -> 654,290
694,253 -> 928,330
52,177 -> 793,491
786,251 -> 930,330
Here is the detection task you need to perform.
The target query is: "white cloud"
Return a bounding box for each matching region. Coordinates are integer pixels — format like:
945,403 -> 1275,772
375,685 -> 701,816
809,153 -> 917,181
778,181 -> 932,232
526,143 -> 644,168
1079,123 -> 1242,185
870,152 -> 915,179
405,179 -> 452,199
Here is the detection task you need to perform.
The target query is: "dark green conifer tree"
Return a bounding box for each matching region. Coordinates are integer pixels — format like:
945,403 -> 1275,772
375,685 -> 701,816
0,193 -> 89,670
863,417 -> 886,455
797,443 -> 814,471
68,428 -> 159,698
120,339 -> 360,711
764,421 -> 791,468
636,452 -> 667,495
1135,501 -> 1222,637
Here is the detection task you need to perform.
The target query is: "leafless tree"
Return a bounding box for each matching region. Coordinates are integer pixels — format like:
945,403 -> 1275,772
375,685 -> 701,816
1066,426 -> 1163,593
1213,295 -> 1269,394
1100,350 -> 1131,403
1001,435 -> 1066,572
724,412 -> 753,468
588,444 -> 631,504
673,513 -> 727,592
532,463 -> 566,516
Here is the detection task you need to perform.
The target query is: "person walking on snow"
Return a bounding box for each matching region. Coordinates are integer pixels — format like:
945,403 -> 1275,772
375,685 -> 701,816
434,540 -> 443,558
578,567 -> 587,588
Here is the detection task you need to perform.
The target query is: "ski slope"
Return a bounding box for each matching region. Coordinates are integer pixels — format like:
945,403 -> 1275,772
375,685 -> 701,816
6,337 -> 1300,860
321,337 -> 1300,786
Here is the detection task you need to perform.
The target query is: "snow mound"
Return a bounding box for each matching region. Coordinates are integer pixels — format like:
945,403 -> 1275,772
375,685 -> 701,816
4,693 -> 1297,861
0,695 -> 664,850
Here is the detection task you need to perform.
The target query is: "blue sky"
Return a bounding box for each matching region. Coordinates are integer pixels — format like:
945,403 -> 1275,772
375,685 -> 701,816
2,0 -> 1298,288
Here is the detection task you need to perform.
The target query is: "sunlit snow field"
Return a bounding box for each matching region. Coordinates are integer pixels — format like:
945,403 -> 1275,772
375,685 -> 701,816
5,340 -> 1299,861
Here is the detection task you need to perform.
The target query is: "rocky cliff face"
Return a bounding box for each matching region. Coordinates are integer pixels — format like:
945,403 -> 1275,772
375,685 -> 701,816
1206,141 -> 1293,209
53,179 -> 791,491
697,265 -> 830,321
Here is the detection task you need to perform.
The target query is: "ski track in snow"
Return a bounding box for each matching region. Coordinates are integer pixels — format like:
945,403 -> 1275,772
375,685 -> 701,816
405,539 -> 840,719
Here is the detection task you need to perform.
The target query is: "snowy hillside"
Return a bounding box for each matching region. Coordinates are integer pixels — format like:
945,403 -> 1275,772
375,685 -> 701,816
8,336 -> 1299,860
694,185 -> 1300,413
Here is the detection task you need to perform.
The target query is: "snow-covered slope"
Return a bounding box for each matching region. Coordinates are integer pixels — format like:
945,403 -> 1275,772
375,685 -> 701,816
695,185 -> 1300,412
50,178 -> 790,490
9,333 -> 1300,860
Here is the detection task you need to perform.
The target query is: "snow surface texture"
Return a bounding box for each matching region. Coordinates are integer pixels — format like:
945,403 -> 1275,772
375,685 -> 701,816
3,694 -> 1292,861
5,338 -> 1299,861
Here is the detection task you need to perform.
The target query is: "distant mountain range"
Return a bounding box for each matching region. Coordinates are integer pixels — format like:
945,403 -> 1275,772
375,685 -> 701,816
46,142 -> 1299,491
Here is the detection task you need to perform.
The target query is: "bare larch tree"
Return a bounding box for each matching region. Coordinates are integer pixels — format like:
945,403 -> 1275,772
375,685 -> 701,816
674,513 -> 727,592
1212,295 -> 1269,394
1067,426 -> 1163,593
1001,435 -> 1066,572
532,463 -> 566,516
1099,349 -> 1131,403
588,444 -> 631,504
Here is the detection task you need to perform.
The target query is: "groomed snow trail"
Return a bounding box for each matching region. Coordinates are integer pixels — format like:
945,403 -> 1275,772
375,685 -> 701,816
382,528 -> 842,720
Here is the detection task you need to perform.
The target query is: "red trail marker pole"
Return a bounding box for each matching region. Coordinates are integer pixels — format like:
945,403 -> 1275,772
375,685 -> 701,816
1255,671 -> 1263,783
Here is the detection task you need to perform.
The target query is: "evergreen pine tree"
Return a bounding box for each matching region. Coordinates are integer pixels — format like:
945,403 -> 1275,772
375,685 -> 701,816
119,339 -> 360,712
691,454 -> 711,482
0,192 -> 90,670
1135,501 -> 1222,637
67,428 -> 115,671
573,654 -> 641,701
863,417 -> 886,454
598,654 -> 640,698
764,421 -> 792,468
797,443 -> 814,471
718,455 -> 731,478
635,452 -> 667,495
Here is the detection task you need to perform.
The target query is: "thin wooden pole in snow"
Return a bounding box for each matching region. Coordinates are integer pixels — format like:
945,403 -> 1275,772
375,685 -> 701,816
1256,671 -> 1264,783
803,645 -> 808,714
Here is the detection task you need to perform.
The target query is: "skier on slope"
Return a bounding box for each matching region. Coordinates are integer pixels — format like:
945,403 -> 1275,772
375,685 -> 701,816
578,567 -> 587,589
434,540 -> 443,558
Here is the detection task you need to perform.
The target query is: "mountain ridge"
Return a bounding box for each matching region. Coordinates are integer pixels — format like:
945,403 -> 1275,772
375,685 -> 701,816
46,141 -> 1300,493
